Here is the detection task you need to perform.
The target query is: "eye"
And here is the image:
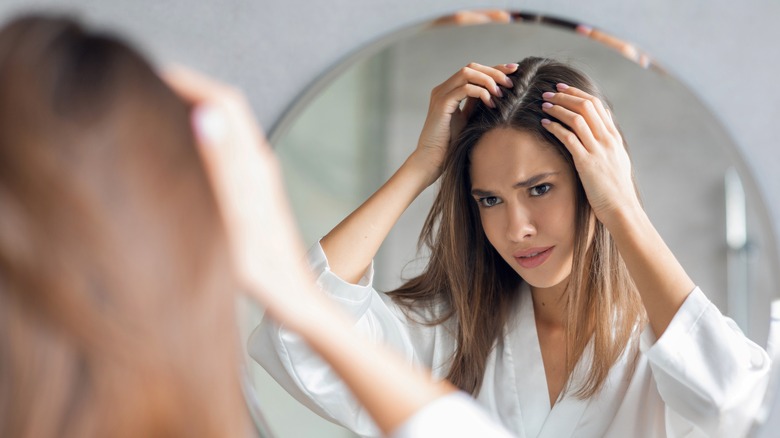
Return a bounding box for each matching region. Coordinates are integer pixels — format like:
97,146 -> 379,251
529,183 -> 552,197
477,196 -> 502,208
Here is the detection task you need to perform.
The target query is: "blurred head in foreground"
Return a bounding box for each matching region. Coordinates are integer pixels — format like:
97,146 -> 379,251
0,14 -> 249,437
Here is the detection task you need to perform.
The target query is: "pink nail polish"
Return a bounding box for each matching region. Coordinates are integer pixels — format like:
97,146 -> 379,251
542,102 -> 553,109
541,118 -> 551,126
494,85 -> 503,97
542,92 -> 555,100
556,83 -> 569,90
505,63 -> 519,70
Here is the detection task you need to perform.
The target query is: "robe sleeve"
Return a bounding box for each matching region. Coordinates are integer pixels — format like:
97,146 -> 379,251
641,287 -> 771,437
390,391 -> 515,438
247,241 -> 453,437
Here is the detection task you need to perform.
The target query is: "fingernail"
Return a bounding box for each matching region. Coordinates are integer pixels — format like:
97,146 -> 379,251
193,105 -> 226,145
542,92 -> 555,100
504,76 -> 514,87
541,118 -> 551,126
556,83 -> 569,90
494,85 -> 503,97
487,98 -> 496,109
505,63 -> 519,70
542,102 -> 553,109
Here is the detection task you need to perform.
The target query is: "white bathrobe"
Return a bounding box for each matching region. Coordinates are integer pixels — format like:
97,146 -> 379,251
249,243 -> 770,437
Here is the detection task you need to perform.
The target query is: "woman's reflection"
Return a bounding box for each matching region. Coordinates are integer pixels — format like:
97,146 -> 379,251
251,57 -> 770,437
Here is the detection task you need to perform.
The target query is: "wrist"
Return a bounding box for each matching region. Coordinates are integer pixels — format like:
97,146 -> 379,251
595,193 -> 643,229
404,150 -> 442,188
601,202 -> 652,244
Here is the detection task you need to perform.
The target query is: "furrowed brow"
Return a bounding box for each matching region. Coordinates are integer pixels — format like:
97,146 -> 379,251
514,172 -> 559,188
472,172 -> 560,197
471,188 -> 495,197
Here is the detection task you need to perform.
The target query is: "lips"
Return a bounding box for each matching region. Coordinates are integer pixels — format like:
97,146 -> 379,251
513,246 -> 554,269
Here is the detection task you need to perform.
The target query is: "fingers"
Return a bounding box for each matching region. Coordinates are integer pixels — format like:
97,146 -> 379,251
161,64 -> 278,211
541,93 -> 601,151
460,96 -> 479,119
540,84 -> 621,151
540,83 -> 624,163
551,83 -> 616,132
456,62 -> 516,90
475,62 -> 518,87
162,66 -> 236,176
162,65 -> 266,143
540,118 -> 587,162
162,66 -> 317,315
541,85 -> 608,140
162,65 -> 241,110
162,65 -> 275,178
433,62 -> 517,109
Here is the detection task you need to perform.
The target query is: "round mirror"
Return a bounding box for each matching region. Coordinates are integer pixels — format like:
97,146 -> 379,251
239,12 -> 779,437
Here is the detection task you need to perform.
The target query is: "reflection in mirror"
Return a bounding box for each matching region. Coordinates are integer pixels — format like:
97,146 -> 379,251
432,10 -> 658,69
239,13 -> 778,438
511,12 -> 656,69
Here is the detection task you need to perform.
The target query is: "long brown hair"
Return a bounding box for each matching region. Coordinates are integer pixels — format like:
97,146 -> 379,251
389,57 -> 646,398
0,15 -> 249,437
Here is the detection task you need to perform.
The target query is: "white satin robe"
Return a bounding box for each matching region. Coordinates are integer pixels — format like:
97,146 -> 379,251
249,242 -> 770,437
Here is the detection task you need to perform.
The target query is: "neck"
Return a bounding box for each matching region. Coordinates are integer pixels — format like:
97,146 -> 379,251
529,279 -> 568,329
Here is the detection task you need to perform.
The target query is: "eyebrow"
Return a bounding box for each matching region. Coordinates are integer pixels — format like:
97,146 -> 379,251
471,172 -> 560,197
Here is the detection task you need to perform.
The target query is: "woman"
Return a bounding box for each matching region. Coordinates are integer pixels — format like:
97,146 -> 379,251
0,14 -> 514,438
0,14 -> 253,437
251,58 -> 771,436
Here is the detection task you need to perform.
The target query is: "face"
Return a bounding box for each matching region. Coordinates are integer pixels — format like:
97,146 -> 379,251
469,128 -> 577,292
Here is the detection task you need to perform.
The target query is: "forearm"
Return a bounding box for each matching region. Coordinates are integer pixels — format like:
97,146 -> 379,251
321,152 -> 435,283
297,291 -> 454,435
607,206 -> 695,337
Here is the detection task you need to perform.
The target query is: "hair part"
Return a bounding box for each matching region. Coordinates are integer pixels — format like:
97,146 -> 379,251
390,57 -> 646,398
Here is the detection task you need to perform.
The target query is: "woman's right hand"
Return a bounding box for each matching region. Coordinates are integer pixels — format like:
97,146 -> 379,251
321,62 -> 517,284
411,62 -> 518,185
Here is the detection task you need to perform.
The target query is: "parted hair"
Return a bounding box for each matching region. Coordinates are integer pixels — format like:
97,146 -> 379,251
389,57 -> 646,399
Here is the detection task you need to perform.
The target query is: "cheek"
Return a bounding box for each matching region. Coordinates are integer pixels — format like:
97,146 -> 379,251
478,212 -> 503,249
539,197 -> 577,245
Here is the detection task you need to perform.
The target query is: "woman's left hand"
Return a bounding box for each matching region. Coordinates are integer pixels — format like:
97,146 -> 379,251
541,83 -> 697,338
539,84 -> 641,227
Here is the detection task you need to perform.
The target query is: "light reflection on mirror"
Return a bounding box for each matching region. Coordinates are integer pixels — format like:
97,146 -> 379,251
239,13 -> 778,438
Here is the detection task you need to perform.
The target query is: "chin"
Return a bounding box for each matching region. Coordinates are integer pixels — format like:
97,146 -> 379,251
513,267 -> 571,291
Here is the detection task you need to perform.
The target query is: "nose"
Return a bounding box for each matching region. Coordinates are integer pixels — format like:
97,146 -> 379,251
505,202 -> 536,243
